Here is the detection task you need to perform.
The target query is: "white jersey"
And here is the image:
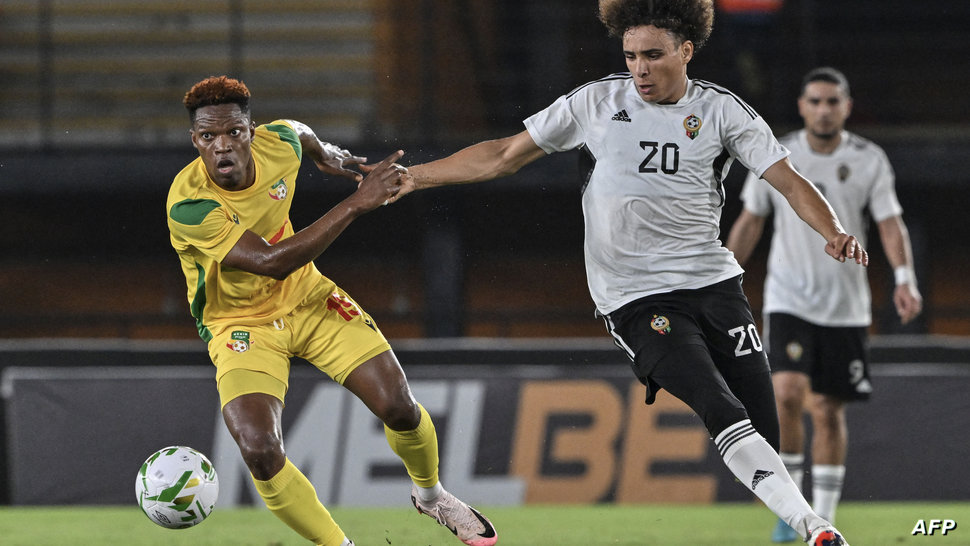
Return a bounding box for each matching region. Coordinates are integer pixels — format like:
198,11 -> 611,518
524,74 -> 788,315
740,129 -> 902,326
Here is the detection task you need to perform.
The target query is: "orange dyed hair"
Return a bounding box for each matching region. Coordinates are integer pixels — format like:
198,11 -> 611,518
183,76 -> 251,122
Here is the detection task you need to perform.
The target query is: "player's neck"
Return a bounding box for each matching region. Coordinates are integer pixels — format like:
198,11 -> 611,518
805,130 -> 842,155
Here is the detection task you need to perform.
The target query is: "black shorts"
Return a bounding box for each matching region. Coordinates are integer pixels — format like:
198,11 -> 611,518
603,275 -> 771,405
764,312 -> 871,401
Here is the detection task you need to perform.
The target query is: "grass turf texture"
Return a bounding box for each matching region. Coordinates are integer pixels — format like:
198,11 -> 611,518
1,502 -> 968,545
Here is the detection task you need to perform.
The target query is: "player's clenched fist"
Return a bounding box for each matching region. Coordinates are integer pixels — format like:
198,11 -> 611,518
826,233 -> 869,266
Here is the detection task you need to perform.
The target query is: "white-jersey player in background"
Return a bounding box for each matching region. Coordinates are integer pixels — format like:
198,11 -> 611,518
727,66 -> 922,543
394,2 -> 863,544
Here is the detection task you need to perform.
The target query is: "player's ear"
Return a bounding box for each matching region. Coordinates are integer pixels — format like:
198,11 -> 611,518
189,129 -> 200,150
681,40 -> 694,63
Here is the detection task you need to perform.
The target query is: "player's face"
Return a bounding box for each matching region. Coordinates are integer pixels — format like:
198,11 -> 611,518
798,81 -> 852,140
191,103 -> 256,190
622,25 -> 692,104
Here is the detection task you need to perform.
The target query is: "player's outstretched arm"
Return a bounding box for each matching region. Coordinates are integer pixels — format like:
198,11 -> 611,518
284,119 -> 367,182
221,151 -> 405,280
381,130 -> 547,203
761,158 -> 869,266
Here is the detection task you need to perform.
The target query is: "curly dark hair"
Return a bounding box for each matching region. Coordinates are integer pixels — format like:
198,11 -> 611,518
598,0 -> 714,50
183,75 -> 251,122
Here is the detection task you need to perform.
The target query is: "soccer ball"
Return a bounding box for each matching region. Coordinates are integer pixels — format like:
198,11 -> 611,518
136,445 -> 219,529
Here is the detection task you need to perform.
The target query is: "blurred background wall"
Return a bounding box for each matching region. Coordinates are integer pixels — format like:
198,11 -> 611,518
2,0 -> 969,340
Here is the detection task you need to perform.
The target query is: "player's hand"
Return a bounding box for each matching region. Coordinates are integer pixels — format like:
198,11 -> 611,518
312,142 -> 367,182
825,233 -> 868,266
385,171 -> 417,204
351,150 -> 405,211
894,283 -> 923,324
359,157 -> 416,205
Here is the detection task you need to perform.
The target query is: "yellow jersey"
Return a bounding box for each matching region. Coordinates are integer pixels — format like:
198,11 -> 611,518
167,120 -> 321,341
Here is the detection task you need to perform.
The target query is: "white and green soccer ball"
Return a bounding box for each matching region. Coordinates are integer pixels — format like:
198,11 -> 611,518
136,445 -> 219,529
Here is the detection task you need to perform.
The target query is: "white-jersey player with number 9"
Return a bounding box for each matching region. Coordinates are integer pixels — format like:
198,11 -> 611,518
394,1 -> 860,544
727,66 -> 922,543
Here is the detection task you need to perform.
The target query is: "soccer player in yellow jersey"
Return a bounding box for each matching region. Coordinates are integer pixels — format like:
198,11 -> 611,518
167,76 -> 498,546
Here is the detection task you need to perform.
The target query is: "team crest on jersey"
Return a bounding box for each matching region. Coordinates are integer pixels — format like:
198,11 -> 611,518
683,114 -> 702,140
650,315 -> 671,335
227,330 -> 253,353
269,179 -> 289,201
837,164 -> 850,182
786,341 -> 803,362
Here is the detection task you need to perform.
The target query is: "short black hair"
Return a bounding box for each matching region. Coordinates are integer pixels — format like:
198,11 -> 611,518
598,0 -> 714,50
801,67 -> 851,97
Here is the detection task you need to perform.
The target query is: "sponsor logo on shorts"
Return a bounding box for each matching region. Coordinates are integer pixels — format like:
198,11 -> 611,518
650,315 -> 671,335
227,330 -> 253,353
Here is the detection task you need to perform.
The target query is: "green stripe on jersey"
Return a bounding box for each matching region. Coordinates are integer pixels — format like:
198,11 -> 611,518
191,263 -> 212,342
265,123 -> 302,159
170,199 -> 221,226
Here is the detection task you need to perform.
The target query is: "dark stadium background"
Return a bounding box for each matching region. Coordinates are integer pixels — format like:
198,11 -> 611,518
2,0 -> 970,507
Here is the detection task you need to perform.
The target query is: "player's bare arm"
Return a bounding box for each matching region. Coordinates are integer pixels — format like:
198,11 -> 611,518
283,119 -> 367,182
387,130 -> 547,203
725,208 -> 767,266
761,158 -> 869,266
221,150 -> 405,280
877,215 -> 923,323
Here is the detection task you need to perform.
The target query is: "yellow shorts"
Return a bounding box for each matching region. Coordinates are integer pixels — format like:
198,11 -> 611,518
209,276 -> 391,408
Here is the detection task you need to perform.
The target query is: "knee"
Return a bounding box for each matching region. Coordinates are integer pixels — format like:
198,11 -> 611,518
233,426 -> 285,479
776,391 -> 804,416
696,391 -> 750,439
773,374 -> 808,412
810,396 -> 845,430
379,398 -> 421,432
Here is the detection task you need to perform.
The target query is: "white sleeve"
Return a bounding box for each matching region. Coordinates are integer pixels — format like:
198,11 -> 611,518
726,115 -> 790,178
867,149 -> 903,222
739,169 -> 775,217
523,92 -> 586,154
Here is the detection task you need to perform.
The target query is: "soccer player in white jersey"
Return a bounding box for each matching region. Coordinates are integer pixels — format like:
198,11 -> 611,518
727,67 -> 923,543
393,1 -> 859,544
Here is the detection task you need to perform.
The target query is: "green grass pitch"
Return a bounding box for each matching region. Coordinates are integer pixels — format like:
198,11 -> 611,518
1,502 -> 968,545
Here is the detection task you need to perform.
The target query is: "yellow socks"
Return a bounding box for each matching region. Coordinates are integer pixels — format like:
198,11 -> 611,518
251,405 -> 438,546
384,403 -> 440,487
252,458 -> 345,546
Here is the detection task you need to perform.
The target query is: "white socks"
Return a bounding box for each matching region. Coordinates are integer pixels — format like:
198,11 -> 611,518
780,452 -> 805,493
812,464 -> 846,523
779,453 -> 844,523
716,420 -> 825,538
414,481 -> 444,503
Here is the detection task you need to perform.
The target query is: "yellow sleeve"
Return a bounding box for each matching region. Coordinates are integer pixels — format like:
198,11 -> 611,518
261,120 -> 302,160
168,198 -> 247,262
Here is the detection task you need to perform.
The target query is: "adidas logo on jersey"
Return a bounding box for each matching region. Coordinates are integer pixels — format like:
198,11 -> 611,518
611,109 -> 631,122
